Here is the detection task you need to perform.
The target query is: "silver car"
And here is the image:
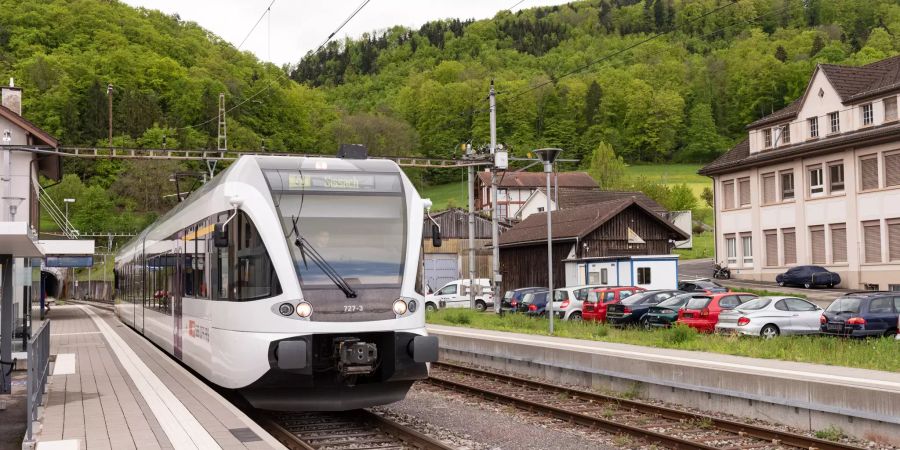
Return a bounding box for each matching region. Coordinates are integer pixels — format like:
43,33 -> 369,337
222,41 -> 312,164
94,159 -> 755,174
716,296 -> 823,338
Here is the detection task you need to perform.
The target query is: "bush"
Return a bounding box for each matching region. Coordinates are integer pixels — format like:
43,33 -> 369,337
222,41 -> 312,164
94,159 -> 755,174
444,310 -> 472,325
662,324 -> 698,345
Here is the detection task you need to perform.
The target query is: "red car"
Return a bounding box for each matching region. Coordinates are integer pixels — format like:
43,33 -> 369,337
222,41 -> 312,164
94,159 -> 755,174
582,286 -> 645,322
676,292 -> 758,333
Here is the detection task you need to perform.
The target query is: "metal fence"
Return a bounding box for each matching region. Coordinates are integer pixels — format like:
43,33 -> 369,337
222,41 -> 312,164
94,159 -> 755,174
24,319 -> 51,445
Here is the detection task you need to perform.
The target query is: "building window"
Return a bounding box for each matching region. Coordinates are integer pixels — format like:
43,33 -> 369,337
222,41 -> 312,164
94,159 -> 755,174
862,103 -> 874,126
889,284 -> 900,292
780,124 -> 791,144
808,166 -> 824,195
863,220 -> 881,263
828,162 -> 844,192
808,117 -> 819,138
537,207 -> 545,212
889,219 -> 900,261
497,204 -> 508,220
761,173 -> 776,205
885,97 -> 898,122
723,180 -> 735,209
725,235 -> 737,265
831,223 -> 847,263
780,171 -> 794,200
809,225 -> 826,264
885,152 -> 900,187
764,230 -> 778,267
829,111 -> 840,134
637,267 -> 651,285
782,228 -> 796,265
763,129 -> 772,148
738,178 -> 751,206
741,233 -> 753,265
859,156 -> 879,191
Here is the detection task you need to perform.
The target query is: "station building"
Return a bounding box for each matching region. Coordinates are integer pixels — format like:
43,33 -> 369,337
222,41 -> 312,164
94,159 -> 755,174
700,54 -> 900,290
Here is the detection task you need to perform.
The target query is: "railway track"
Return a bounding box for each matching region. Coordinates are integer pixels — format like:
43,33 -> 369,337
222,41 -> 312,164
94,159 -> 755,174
256,409 -> 455,450
427,361 -> 865,450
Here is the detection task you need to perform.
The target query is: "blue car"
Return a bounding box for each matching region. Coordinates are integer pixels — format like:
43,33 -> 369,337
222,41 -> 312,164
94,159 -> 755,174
520,291 -> 550,316
501,287 -> 545,313
821,293 -> 900,337
606,290 -> 685,327
776,265 -> 841,289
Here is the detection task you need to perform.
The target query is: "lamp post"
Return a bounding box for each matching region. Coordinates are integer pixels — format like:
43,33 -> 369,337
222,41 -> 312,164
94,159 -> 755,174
533,148 -> 562,334
63,198 -> 75,298
63,198 -> 75,228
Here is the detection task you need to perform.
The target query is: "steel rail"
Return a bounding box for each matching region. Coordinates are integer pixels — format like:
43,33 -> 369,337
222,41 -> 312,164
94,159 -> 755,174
255,409 -> 455,450
430,361 -> 865,450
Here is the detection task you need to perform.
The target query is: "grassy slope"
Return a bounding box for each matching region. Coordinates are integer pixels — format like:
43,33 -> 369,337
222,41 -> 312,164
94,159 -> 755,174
427,310 -> 897,372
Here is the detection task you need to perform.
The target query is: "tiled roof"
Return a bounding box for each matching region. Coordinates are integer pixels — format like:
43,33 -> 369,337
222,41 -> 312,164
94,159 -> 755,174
499,197 -> 688,246
477,171 -> 598,189
699,121 -> 900,176
539,188 -> 667,214
746,54 -> 900,129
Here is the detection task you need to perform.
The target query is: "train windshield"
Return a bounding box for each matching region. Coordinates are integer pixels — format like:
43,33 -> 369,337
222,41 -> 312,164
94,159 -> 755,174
266,170 -> 406,288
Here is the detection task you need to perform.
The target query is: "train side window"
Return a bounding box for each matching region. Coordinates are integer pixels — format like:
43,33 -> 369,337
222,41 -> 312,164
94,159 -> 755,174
213,212 -> 231,300
232,212 -> 282,300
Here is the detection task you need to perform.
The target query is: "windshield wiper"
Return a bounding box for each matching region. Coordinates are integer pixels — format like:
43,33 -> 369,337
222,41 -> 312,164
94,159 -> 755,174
291,217 -> 357,298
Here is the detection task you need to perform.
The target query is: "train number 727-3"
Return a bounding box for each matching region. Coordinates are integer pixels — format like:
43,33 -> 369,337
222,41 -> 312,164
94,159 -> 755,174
343,305 -> 364,313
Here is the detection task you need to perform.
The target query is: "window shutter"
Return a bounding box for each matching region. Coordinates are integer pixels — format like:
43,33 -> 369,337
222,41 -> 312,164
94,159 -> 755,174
885,153 -> 900,187
765,231 -> 778,266
831,224 -> 847,263
762,174 -> 776,204
723,181 -> 735,209
783,229 -> 796,265
809,226 -> 825,264
860,157 -> 879,191
738,179 -> 750,206
864,221 -> 882,263
889,220 -> 900,261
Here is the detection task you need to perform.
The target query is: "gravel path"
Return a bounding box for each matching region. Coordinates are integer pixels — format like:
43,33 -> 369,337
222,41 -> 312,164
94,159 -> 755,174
380,384 -> 624,450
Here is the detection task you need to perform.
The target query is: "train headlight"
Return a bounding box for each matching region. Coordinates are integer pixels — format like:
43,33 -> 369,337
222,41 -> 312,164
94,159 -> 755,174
296,301 -> 313,318
278,303 -> 294,316
393,298 -> 408,315
407,299 -> 417,313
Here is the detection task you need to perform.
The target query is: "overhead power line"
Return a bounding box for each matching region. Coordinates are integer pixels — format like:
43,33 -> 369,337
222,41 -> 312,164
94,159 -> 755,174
507,0 -> 527,11
237,0 -> 276,50
314,0 -> 373,54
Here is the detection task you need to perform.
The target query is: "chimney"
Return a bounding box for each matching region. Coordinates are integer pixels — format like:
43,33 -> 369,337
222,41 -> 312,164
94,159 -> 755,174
2,78 -> 22,115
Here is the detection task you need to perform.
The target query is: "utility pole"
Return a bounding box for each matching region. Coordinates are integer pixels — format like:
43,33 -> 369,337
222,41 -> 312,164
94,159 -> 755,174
467,143 -> 476,310
107,83 -> 113,147
489,80 -> 502,313
218,93 -> 227,152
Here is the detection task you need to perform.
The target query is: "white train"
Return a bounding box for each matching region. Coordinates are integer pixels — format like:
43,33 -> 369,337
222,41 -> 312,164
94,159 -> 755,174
114,155 -> 438,410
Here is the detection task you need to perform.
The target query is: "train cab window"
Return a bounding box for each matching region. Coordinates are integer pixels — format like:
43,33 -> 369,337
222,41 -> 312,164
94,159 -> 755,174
233,212 -> 281,300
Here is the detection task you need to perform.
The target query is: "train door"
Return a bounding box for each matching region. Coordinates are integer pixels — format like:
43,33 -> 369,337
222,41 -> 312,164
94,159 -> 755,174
137,240 -> 145,333
173,231 -> 184,360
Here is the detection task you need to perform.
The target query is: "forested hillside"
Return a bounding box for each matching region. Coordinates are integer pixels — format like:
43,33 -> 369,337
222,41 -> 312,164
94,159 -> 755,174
2,0 -> 899,230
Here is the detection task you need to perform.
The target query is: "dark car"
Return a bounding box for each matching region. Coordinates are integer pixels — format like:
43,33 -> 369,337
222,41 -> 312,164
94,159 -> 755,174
677,279 -> 729,294
520,291 -> 550,315
501,287 -> 545,313
644,293 -> 700,329
606,290 -> 684,327
820,293 -> 900,337
776,266 -> 841,289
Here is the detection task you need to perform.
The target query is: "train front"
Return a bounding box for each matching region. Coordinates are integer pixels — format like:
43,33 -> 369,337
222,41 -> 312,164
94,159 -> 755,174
239,156 -> 438,411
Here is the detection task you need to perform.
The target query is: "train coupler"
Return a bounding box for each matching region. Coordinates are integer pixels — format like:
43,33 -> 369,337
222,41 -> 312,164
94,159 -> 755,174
334,337 -> 378,376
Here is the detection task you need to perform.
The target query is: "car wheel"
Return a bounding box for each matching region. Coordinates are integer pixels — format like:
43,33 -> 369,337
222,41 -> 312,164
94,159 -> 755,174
640,317 -> 651,330
570,312 -> 582,321
760,324 -> 780,339
804,282 -> 812,289
425,302 -> 437,312
474,301 -> 486,312
778,281 -> 785,286
884,328 -> 897,338
827,284 -> 834,289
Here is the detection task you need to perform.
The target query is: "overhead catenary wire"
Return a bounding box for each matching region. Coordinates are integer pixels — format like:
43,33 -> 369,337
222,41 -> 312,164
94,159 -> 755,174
237,0 -> 277,50
313,0 -> 373,54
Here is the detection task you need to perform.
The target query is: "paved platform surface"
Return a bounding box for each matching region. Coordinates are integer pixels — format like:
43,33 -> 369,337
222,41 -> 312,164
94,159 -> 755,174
34,305 -> 284,450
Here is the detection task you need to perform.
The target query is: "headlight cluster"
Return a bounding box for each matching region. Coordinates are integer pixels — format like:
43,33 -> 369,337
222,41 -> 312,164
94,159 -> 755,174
296,301 -> 313,318
393,298 -> 418,315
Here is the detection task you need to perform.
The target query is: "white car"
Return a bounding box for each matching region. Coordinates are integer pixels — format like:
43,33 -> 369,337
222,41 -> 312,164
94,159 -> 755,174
549,285 -> 603,320
715,296 -> 823,338
425,279 -> 494,312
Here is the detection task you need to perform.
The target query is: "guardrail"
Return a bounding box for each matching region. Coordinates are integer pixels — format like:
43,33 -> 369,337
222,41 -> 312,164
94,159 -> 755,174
23,320 -> 51,447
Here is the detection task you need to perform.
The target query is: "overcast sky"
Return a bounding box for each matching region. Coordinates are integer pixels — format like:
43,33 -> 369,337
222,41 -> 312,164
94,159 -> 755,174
120,0 -> 573,66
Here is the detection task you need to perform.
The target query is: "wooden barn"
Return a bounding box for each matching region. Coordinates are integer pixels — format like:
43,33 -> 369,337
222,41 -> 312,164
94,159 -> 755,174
422,208 -> 509,291
498,197 -> 689,291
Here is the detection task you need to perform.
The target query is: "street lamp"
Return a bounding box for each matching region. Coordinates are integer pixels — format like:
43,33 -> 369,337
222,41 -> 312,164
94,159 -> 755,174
63,198 -> 75,224
533,148 -> 562,334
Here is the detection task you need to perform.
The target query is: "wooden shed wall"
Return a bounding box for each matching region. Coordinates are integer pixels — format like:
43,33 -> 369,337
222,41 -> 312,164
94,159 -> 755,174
578,205 -> 675,258
425,238 -> 493,278
424,210 -> 495,239
499,242 -> 572,290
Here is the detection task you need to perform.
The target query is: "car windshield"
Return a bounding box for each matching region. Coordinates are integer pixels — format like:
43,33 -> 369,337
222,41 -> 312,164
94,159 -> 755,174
553,290 -> 569,301
503,291 -> 514,300
656,294 -> 691,308
573,287 -> 592,301
735,298 -> 771,310
621,291 -> 655,305
826,297 -> 861,314
266,170 -> 406,287
684,296 -> 712,310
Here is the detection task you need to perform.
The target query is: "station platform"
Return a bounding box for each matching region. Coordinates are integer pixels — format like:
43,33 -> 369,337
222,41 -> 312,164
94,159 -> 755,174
428,324 -> 900,445
32,305 -> 284,450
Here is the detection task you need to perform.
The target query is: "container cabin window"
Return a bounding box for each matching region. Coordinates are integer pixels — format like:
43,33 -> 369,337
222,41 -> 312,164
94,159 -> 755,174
233,212 -> 282,300
636,267 -> 651,285
588,268 -> 608,285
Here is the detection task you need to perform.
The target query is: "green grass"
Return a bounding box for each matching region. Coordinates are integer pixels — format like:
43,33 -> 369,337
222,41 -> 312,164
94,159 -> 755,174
624,163 -> 710,197
426,310 -> 899,372
75,255 -> 114,282
815,425 -> 845,441
675,231 -> 714,260
420,181 -> 468,211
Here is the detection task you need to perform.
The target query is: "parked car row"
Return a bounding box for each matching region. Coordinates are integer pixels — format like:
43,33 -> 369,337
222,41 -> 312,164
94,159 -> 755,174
497,283 -> 900,339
